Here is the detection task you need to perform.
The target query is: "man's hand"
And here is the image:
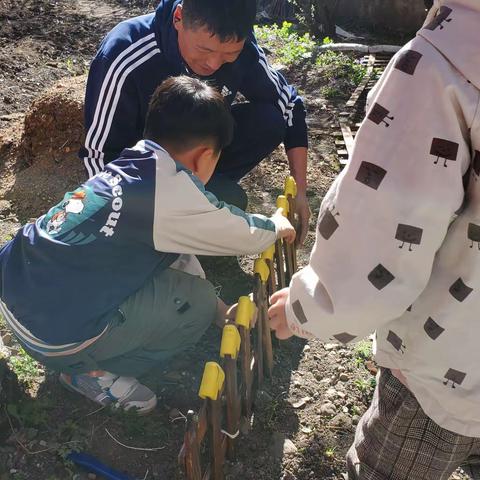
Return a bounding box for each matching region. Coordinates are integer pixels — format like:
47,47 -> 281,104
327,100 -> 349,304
271,208 -> 296,244
285,146 -> 310,246
215,295 -> 258,328
268,288 -> 294,340
294,192 -> 311,246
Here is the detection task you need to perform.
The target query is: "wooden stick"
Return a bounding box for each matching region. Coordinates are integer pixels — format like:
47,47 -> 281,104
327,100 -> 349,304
253,274 -> 264,387
235,297 -> 255,420
224,356 -> 239,460
274,239 -> 286,289
181,410 -> 202,480
209,396 -> 224,480
220,325 -> 241,461
283,240 -> 294,285
287,195 -> 298,274
265,258 -> 277,296
238,325 -> 253,419
258,280 -> 273,377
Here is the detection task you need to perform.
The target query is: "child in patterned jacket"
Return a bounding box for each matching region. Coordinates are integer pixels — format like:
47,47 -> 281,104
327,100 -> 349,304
269,1 -> 480,478
0,76 -> 295,414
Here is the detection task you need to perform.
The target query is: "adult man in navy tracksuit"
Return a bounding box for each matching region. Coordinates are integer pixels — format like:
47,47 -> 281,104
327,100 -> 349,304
79,0 -> 311,243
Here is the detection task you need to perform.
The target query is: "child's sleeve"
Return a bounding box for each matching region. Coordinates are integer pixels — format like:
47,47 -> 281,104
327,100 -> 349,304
152,169 -> 278,256
284,40 -> 477,342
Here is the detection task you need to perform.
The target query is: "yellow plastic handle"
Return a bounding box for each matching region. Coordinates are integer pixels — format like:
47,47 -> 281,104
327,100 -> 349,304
235,296 -> 255,329
199,362 -> 225,400
276,195 -> 289,216
254,258 -> 270,283
220,325 -> 241,359
284,176 -> 297,198
261,244 -> 275,262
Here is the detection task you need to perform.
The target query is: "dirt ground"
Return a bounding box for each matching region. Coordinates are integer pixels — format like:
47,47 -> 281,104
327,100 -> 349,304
0,1 -> 471,479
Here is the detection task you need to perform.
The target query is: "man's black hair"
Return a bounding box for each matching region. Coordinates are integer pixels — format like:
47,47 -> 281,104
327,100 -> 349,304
424,0 -> 434,9
144,76 -> 234,153
181,0 -> 257,41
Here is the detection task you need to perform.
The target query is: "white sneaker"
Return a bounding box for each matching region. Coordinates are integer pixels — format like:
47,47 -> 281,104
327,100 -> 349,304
59,371 -> 157,415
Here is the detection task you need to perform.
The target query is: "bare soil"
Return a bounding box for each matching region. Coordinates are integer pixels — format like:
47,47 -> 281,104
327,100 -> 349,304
0,1 -> 469,479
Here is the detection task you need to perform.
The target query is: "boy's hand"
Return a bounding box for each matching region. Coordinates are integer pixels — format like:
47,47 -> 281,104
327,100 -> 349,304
272,208 -> 296,244
268,288 -> 294,340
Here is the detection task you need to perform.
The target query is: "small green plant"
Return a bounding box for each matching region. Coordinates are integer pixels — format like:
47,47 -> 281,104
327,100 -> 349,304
325,446 -> 336,458
254,22 -> 316,66
355,377 -> 377,403
262,398 -> 281,431
316,50 -> 367,86
65,57 -> 89,76
350,405 -> 361,416
7,347 -> 43,386
7,397 -> 53,428
320,85 -> 341,99
354,378 -> 370,393
322,36 -> 334,45
353,340 -> 373,367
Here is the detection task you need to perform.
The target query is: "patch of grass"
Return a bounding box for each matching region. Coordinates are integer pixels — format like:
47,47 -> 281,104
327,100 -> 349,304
353,340 -> 373,367
7,347 -> 43,386
320,85 -> 342,99
254,21 -> 316,66
7,397 -> 53,428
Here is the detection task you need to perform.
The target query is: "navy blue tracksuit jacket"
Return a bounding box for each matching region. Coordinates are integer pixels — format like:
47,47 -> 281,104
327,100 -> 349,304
79,0 -> 308,178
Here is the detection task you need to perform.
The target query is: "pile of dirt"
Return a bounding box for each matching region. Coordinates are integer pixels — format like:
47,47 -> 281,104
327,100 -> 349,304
3,75 -> 87,221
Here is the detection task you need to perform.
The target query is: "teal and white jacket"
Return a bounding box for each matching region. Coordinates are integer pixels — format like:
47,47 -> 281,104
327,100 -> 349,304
0,140 -> 277,346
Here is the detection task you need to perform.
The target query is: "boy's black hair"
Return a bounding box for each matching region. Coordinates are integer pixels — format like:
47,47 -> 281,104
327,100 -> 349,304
424,0 -> 434,8
181,0 -> 256,42
144,76 -> 233,153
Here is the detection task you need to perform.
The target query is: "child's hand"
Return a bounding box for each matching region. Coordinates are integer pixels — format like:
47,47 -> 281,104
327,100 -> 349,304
271,208 -> 296,244
268,288 -> 294,340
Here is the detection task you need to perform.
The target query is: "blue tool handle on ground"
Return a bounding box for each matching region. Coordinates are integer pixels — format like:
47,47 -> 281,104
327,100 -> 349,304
68,452 -> 136,480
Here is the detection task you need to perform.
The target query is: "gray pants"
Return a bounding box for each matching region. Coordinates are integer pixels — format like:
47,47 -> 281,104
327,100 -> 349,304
27,267 -> 217,378
347,368 -> 480,480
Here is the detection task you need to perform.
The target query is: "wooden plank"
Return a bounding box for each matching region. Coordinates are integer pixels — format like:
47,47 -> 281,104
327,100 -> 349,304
339,122 -> 355,158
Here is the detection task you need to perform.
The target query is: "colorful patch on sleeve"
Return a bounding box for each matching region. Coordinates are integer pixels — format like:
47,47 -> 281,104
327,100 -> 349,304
40,186 -> 108,244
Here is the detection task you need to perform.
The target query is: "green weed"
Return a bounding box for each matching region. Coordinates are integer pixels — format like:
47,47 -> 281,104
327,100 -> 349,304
7,397 -> 53,428
7,347 -> 43,386
320,85 -> 342,99
324,446 -> 336,458
350,405 -> 361,416
355,377 -> 377,403
353,340 -> 373,367
254,22 -> 316,66
316,50 -> 367,86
